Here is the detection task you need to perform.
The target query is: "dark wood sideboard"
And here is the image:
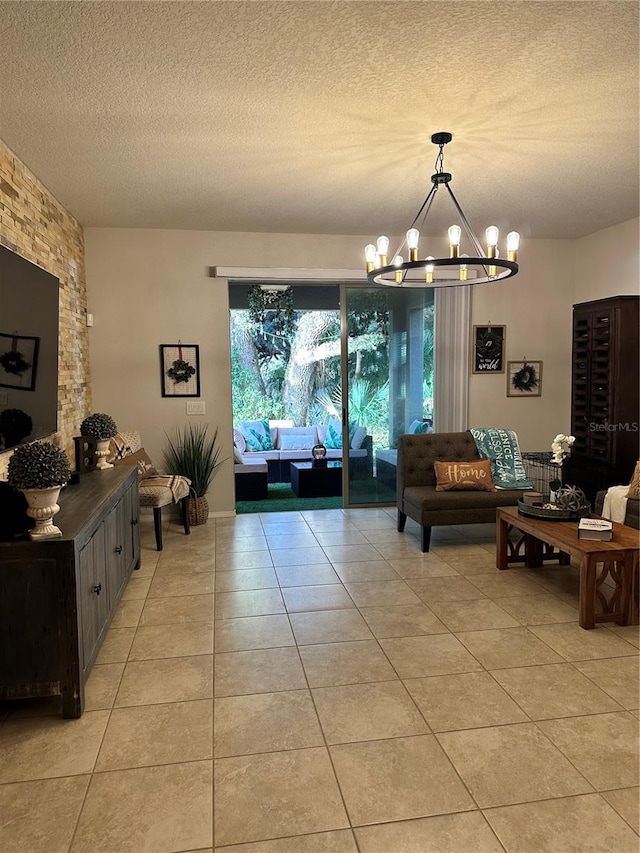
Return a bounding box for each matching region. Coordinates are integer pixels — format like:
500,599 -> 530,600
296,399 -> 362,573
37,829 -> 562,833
0,466 -> 140,717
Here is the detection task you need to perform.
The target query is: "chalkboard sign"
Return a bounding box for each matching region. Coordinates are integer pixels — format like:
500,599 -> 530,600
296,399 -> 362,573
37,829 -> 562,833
472,325 -> 505,373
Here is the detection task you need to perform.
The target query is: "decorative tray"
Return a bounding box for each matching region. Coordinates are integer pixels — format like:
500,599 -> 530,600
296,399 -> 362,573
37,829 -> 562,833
517,499 -> 591,521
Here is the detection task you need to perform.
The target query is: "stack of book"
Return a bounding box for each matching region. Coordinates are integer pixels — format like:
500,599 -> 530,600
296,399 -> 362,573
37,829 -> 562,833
578,518 -> 613,541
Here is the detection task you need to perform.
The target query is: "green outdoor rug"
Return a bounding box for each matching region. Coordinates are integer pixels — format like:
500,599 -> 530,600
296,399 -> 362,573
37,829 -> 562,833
236,482 -> 343,514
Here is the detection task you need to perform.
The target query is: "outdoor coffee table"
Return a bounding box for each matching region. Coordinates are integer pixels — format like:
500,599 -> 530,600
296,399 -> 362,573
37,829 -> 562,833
290,462 -> 342,498
496,505 -> 639,629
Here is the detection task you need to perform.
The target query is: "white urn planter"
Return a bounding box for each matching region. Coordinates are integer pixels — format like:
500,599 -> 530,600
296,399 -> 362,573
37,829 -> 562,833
95,438 -> 113,470
22,486 -> 63,539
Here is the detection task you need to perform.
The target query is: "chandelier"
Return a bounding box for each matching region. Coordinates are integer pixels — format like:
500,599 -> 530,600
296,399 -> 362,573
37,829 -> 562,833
364,132 -> 520,288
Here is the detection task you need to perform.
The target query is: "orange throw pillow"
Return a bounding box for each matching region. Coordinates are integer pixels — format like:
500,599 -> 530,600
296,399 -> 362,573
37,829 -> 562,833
434,459 -> 496,492
627,460 -> 640,500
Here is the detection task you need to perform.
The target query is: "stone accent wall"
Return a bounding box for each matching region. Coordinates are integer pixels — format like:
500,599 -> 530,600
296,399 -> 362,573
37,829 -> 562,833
0,138 -> 91,475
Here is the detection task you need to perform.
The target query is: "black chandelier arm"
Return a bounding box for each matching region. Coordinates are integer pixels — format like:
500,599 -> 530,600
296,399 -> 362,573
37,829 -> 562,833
367,257 -> 518,288
442,183 -> 486,258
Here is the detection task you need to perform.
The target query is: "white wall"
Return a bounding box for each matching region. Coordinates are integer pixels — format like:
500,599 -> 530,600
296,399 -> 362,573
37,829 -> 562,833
85,226 -> 631,512
574,218 -> 639,302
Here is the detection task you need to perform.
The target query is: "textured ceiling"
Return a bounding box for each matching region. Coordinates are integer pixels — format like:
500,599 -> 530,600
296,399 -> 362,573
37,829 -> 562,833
0,1 -> 637,239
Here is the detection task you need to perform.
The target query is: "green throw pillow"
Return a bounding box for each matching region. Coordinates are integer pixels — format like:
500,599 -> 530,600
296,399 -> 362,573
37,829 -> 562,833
241,419 -> 274,452
325,421 -> 342,449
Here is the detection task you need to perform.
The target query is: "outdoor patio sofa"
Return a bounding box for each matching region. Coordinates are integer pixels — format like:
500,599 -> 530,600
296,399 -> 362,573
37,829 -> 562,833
396,430 -> 525,552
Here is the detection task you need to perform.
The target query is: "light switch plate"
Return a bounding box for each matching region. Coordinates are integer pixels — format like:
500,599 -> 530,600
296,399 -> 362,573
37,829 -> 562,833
186,401 -> 205,415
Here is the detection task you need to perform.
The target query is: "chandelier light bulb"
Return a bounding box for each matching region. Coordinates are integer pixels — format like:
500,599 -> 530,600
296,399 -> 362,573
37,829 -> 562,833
425,256 -> 435,284
460,253 -> 469,282
406,228 -> 420,261
448,224 -> 462,258
393,255 -> 404,283
485,226 -> 499,256
507,231 -> 520,262
376,235 -> 389,266
365,243 -> 377,273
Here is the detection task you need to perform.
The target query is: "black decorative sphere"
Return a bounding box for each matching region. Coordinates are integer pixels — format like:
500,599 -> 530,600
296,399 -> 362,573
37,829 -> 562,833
555,484 -> 588,511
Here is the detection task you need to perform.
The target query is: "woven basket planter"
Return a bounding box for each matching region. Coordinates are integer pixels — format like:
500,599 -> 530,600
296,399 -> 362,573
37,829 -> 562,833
188,495 -> 209,526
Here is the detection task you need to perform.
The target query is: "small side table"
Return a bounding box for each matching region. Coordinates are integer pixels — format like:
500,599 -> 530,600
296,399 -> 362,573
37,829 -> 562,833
290,462 -> 342,498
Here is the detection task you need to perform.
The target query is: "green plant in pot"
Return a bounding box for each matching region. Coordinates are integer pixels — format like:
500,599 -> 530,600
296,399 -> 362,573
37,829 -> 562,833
163,424 -> 225,525
80,412 -> 118,470
0,407 -> 33,450
7,441 -> 72,539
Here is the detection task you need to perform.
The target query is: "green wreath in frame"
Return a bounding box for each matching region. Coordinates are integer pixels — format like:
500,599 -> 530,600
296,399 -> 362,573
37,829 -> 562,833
512,362 -> 538,392
167,358 -> 196,384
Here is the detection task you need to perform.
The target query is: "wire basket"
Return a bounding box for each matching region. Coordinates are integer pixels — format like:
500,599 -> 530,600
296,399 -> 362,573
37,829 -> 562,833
521,451 -> 562,495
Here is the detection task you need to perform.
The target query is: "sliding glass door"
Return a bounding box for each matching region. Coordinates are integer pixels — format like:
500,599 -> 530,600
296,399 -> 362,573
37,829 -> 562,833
341,286 -> 434,506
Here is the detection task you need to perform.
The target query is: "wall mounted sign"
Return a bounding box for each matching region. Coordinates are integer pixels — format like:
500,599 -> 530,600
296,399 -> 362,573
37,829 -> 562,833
472,325 -> 505,374
160,343 -> 200,397
507,360 -> 543,397
0,332 -> 39,390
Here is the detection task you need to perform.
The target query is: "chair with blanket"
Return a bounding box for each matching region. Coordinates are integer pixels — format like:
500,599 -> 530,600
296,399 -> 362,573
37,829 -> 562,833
108,431 -> 191,551
595,460 -> 640,530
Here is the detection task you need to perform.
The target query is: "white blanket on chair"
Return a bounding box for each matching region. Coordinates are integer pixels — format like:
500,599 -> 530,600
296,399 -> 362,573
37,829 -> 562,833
601,485 -> 628,523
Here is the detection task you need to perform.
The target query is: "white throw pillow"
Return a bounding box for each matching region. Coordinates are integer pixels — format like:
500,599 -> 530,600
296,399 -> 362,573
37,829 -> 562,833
278,434 -> 316,451
350,426 -> 368,450
233,446 -> 244,464
233,428 -> 247,453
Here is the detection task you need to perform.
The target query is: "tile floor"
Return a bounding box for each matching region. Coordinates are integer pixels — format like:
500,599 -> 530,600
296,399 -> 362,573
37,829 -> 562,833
1,508 -> 638,852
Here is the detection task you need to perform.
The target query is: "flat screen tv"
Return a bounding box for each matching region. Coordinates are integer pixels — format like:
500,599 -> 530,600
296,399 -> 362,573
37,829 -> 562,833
0,244 -> 59,451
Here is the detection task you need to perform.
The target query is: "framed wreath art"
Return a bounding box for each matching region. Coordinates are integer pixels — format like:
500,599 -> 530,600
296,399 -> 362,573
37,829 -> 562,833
507,360 -> 543,397
160,343 -> 201,397
0,332 -> 39,391
472,325 -> 505,373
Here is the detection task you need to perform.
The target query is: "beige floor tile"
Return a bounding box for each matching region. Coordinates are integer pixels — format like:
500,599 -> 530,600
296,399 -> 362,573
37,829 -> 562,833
373,542 -> 426,560
529,623 -> 639,661
215,588 -> 285,619
215,535 -> 268,553
332,561 -> 400,582
608,625 -> 640,648
270,546 -> 330,566
484,793 -> 640,853
215,614 -> 295,652
71,760 -> 212,852
359,604 -> 448,638
315,529 -> 370,546
215,647 -> 307,696
299,640 -> 398,687
493,663 -> 623,719
467,572 -> 547,598
266,532 -> 321,550
523,566 -> 581,596
0,711 -> 110,783
214,567 -> 279,592
259,520 -> 309,534
574,656 -> 640,709
214,747 -> 348,846
139,593 -> 214,626
215,690 -> 323,757
455,627 -> 564,669
322,544 -> 383,564
290,609 -> 374,645
437,722 -> 593,808
84,663 -> 125,711
0,775 -> 90,853
115,655 -> 213,706
154,551 -> 215,573
355,811 -> 505,853
429,599 -> 520,632
431,543 -> 488,557
312,680 -> 428,744
492,593 -> 579,625
110,598 -> 145,628
405,672 -> 528,732
438,553 -> 499,574
217,550 -> 274,570
388,556 -> 458,578
380,634 -> 482,678
214,830 -> 358,853
602,787 -> 640,833
275,563 -> 341,586
407,576 -> 488,602
120,576 -> 152,601
360,528 -> 412,545
538,711 -> 639,790
147,572 -> 214,598
129,621 -> 213,660
343,580 -> 422,607
282,584 -> 355,612
95,627 -> 136,664
330,735 -> 473,825
96,699 -> 212,771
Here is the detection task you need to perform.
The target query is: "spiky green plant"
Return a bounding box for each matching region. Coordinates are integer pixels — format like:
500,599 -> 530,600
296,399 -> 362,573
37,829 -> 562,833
80,412 -> 118,440
8,441 -> 71,489
163,424 -> 225,497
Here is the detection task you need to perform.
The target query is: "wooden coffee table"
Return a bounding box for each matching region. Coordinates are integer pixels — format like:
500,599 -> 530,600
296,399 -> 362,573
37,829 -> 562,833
496,506 -> 639,629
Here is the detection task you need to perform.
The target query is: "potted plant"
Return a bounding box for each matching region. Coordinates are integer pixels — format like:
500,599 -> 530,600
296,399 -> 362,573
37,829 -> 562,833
0,407 -> 33,449
163,424 -> 225,525
7,441 -> 71,539
80,412 -> 118,470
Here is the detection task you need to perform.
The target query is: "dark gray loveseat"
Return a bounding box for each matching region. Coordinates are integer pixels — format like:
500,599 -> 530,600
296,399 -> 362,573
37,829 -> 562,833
396,431 -> 525,551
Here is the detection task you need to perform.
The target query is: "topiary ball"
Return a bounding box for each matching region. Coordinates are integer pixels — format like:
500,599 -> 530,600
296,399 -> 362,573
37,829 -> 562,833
8,441 -> 71,489
555,484 -> 588,512
80,412 -> 118,440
